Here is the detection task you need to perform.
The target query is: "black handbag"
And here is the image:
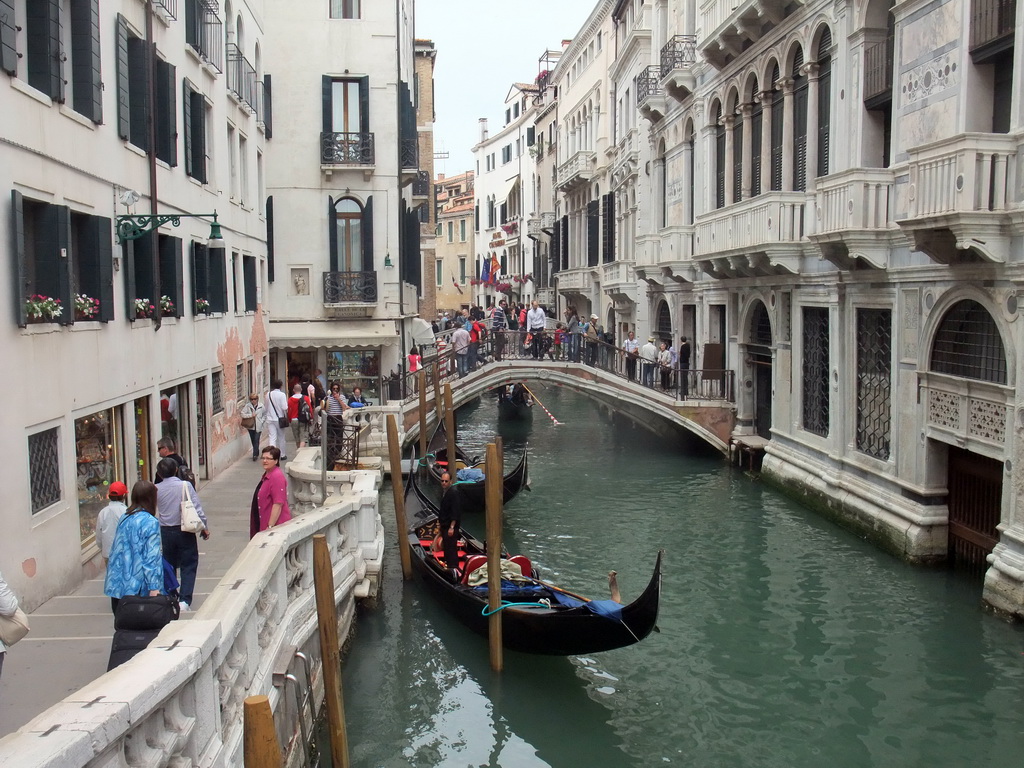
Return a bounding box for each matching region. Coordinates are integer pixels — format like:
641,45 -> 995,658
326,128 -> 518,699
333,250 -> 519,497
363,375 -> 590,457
114,594 -> 180,631
269,395 -> 290,428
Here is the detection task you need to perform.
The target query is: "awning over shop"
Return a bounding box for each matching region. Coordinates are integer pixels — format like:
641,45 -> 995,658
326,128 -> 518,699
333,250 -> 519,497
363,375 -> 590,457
270,319 -> 400,350
500,174 -> 520,203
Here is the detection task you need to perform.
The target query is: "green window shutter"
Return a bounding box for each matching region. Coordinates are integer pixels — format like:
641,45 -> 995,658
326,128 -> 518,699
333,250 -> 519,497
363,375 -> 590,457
266,196 -> 275,282
93,216 -> 114,322
127,37 -> 150,150
183,81 -> 193,177
209,246 -> 227,312
586,200 -> 599,267
358,76 -> 370,135
191,241 -> 211,314
0,0 -> 17,76
328,196 -> 338,272
322,75 -> 333,133
602,193 -> 615,264
243,256 -> 257,311
560,215 -> 569,271
159,235 -> 183,317
156,60 -> 177,166
56,205 -> 72,325
192,91 -> 207,183
263,74 -> 273,139
10,190 -> 27,326
550,218 -> 561,277
123,242 -> 137,320
70,0 -> 102,122
361,196 -> 374,270
116,15 -> 130,140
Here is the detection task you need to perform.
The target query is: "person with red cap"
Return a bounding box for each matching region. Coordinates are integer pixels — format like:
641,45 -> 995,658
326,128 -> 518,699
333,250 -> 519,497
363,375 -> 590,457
96,481 -> 128,564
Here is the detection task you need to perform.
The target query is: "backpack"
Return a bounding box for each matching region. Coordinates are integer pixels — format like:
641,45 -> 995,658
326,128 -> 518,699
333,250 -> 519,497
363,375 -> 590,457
297,396 -> 312,424
176,463 -> 196,487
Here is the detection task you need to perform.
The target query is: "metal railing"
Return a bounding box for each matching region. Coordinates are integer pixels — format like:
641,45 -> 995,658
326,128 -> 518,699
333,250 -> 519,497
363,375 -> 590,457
661,35 -> 696,73
226,43 -> 258,113
323,270 -> 378,303
412,170 -> 430,196
400,137 -> 419,170
636,65 -> 662,105
184,0 -> 223,73
154,0 -> 177,19
970,0 -> 1017,52
864,38 -> 893,103
321,131 -> 375,165
322,415 -> 361,468
396,328 -> 735,404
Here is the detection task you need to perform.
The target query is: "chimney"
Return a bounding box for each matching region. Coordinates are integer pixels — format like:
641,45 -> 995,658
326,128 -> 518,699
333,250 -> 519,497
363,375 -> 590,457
479,118 -> 488,142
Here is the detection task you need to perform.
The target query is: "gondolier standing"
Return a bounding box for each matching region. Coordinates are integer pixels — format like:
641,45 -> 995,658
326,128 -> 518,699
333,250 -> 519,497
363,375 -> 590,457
438,472 -> 463,579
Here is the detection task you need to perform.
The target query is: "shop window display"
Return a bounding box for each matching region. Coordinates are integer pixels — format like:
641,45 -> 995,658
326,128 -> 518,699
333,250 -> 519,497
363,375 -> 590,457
327,349 -> 380,401
75,409 -> 123,545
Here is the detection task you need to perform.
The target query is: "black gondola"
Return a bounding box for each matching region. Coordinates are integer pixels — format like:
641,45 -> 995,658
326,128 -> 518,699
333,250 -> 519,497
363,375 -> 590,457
425,420 -> 529,507
496,383 -> 534,421
405,465 -> 663,655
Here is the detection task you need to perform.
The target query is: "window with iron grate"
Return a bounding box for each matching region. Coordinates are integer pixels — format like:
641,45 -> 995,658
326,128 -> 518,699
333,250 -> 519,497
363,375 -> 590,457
212,370 -> 224,414
930,300 -> 1007,384
856,308 -> 891,460
802,306 -> 830,437
29,427 -> 61,513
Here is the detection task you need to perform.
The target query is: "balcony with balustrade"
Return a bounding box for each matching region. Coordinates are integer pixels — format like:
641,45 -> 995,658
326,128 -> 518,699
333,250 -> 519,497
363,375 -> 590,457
323,271 -> 378,314
694,192 -> 808,278
897,133 -> 1018,264
660,35 -> 697,100
602,260 -> 638,304
808,168 -> 897,270
320,132 -> 376,178
555,266 -> 592,299
556,150 -> 596,191
636,65 -> 666,122
699,0 -> 785,69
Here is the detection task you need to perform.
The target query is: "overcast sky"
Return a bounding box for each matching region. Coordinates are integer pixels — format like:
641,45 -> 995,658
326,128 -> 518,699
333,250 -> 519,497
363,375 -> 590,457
416,0 -> 598,176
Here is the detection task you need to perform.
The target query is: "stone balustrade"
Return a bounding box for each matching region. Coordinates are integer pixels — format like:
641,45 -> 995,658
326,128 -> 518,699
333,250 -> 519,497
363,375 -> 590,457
0,470 -> 384,767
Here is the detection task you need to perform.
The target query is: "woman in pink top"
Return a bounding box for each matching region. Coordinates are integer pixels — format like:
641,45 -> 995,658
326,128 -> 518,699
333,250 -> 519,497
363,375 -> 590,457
250,445 -> 292,537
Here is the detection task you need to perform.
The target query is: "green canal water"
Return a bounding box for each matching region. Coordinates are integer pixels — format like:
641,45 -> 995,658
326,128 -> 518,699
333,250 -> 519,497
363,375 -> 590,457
340,386 -> 1024,767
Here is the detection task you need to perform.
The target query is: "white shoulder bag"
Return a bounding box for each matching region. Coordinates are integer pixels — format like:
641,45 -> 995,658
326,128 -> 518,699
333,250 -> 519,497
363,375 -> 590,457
180,482 -> 205,534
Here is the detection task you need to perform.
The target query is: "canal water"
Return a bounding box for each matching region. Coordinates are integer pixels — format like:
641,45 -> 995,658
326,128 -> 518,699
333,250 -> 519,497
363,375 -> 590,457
340,386 -> 1024,767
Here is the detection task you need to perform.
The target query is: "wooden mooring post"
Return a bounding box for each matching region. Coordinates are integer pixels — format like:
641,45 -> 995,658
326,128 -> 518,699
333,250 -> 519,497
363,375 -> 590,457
418,370 -> 428,461
312,534 -> 350,768
387,414 -> 412,580
243,695 -> 283,768
485,442 -> 504,671
444,384 -> 457,475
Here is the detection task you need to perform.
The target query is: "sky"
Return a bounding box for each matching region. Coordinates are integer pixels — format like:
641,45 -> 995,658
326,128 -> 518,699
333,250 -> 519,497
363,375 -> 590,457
415,0 -> 599,176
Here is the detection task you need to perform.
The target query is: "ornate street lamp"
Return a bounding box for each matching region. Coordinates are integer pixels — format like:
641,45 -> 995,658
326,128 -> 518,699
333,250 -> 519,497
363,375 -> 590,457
115,210 -> 225,248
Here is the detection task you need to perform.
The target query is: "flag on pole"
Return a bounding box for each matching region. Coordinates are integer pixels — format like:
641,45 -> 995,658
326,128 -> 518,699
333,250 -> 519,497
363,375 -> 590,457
489,253 -> 501,284
480,256 -> 490,284
451,272 -> 463,295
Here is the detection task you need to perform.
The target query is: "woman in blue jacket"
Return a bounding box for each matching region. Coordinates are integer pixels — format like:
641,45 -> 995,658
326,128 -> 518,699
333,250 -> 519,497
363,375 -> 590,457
104,481 -> 164,615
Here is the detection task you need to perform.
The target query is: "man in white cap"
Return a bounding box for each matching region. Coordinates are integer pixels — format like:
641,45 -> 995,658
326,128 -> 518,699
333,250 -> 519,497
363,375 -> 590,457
585,314 -> 602,366
640,336 -> 658,388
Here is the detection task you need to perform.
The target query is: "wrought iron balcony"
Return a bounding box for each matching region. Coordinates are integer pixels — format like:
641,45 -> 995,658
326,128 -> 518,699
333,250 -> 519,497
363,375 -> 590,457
412,170 -> 430,198
897,133 -> 1017,263
864,37 -> 894,106
184,0 -> 222,73
321,132 -> 375,165
556,150 -> 595,191
970,0 -> 1016,57
400,138 -> 419,171
660,35 -> 697,101
636,65 -> 666,121
323,271 -> 378,304
226,43 -> 258,113
154,0 -> 177,19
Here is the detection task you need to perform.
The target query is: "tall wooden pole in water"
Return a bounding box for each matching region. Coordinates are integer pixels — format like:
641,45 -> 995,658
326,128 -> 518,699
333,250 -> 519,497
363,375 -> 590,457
312,534 -> 350,768
485,442 -> 504,671
387,414 -> 412,580
243,695 -> 283,768
418,370 -> 428,460
432,361 -> 444,427
444,383 -> 457,476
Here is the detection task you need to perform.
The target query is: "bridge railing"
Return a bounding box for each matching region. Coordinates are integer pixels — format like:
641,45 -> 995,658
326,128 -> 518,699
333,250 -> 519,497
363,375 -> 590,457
396,329 -> 734,404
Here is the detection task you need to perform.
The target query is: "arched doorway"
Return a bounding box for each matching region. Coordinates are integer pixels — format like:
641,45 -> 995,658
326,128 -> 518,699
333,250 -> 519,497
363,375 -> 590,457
930,299 -> 1007,577
748,301 -> 773,438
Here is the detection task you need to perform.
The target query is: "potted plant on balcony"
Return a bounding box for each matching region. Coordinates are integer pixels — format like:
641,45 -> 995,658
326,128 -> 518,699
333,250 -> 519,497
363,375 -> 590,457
195,298 -> 210,314
74,294 -> 100,320
495,281 -> 513,294
159,295 -> 175,317
25,295 -> 63,322
134,298 -> 156,319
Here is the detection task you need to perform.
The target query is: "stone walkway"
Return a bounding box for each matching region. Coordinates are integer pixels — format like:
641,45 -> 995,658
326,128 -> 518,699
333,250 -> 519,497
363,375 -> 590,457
0,446 -> 287,736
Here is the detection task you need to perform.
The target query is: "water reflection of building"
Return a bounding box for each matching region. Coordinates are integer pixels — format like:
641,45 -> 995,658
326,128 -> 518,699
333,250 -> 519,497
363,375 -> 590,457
1,0 -> 269,608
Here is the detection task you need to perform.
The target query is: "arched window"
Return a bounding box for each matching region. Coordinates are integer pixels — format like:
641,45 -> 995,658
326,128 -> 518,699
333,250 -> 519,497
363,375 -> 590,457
656,300 -> 672,341
817,29 -> 832,178
792,48 -> 808,192
930,300 -> 1007,383
330,196 -> 373,272
749,301 -> 772,346
714,103 -> 726,209
750,77 -> 762,196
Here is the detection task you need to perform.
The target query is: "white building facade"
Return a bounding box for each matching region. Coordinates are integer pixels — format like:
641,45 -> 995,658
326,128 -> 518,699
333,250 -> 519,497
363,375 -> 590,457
0,0 -> 270,607
263,0 -> 421,398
